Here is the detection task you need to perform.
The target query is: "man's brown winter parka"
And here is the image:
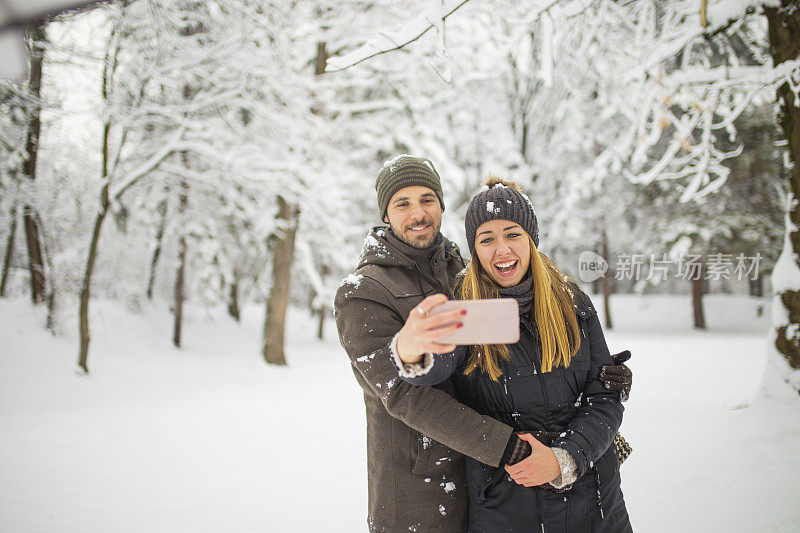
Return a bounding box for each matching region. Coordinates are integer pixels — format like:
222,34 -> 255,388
334,227 -> 514,532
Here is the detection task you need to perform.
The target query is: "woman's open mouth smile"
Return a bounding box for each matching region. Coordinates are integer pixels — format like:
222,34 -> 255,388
494,259 -> 518,277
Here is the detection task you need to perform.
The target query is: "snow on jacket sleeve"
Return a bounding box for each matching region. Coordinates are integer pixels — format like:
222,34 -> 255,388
335,276 -> 513,467
551,296 -> 624,480
390,333 -> 468,386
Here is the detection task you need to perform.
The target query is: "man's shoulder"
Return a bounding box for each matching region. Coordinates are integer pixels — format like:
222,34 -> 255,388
441,235 -> 465,269
334,265 -> 421,330
335,269 -> 382,304
337,263 -> 421,302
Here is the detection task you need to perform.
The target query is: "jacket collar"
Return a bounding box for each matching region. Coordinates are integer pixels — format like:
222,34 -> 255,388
356,226 -> 459,270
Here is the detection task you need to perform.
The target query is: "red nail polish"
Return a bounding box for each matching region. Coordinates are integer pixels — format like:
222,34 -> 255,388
457,322 -> 464,328
460,309 -> 467,315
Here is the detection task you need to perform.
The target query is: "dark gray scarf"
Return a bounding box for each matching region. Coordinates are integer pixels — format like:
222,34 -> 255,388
497,274 -> 534,318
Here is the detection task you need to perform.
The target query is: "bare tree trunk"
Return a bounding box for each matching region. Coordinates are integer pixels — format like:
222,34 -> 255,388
260,43 -> 319,357
78,89 -> 113,372
692,258 -> 707,330
46,282 -> 56,331
750,276 -> 763,298
22,207 -> 46,304
316,307 -> 325,340
22,21 -> 48,305
172,178 -> 188,348
0,205 -> 18,297
314,263 -> 331,340
78,151 -> 179,373
262,195 -> 299,365
766,2 -> 800,370
78,184 -> 110,373
172,75 -> 199,347
314,41 -> 327,75
39,219 -> 57,332
146,195 -> 168,300
77,24 -> 119,373
227,275 -> 240,322
310,42 -> 328,115
520,120 -> 529,162
600,228 -> 613,329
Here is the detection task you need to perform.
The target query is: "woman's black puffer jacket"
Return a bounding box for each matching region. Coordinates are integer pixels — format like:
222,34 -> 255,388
402,291 -> 633,533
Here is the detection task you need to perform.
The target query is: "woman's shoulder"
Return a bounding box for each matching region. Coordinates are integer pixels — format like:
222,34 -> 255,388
567,281 -> 597,319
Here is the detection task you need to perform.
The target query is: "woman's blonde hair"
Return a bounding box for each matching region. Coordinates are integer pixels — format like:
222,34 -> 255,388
458,191 -> 582,381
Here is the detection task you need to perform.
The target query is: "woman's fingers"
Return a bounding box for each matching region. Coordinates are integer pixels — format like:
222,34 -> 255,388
601,364 -> 630,377
423,323 -> 461,352
507,472 -> 545,487
427,317 -> 463,336
508,472 -> 547,487
408,310 -> 464,340
505,462 -> 527,477
409,330 -> 459,354
423,308 -> 466,330
412,293 -> 449,318
516,432 -> 542,447
504,453 -> 532,477
412,295 -> 466,327
400,294 -> 467,357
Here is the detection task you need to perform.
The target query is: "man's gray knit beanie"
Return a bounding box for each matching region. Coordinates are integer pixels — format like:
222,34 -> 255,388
465,177 -> 539,256
375,155 -> 445,221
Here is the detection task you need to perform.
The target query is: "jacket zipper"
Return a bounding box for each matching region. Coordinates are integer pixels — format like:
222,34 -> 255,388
594,466 -> 605,520
502,367 -> 523,430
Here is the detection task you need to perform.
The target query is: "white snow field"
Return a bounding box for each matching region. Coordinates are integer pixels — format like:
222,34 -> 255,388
1,294 -> 799,532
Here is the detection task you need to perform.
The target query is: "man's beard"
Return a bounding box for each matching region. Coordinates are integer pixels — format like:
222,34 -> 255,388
391,217 -> 441,249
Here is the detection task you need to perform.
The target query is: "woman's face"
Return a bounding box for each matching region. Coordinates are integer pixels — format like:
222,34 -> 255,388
474,219 -> 532,288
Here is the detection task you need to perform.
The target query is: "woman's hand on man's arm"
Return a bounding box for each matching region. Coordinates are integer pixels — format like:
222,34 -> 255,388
504,433 -> 562,487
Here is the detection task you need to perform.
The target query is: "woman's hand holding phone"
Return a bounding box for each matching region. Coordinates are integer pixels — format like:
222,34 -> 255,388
395,294 -> 465,364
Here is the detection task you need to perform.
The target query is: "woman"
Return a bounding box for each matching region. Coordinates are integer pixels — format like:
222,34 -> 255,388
392,177 -> 633,532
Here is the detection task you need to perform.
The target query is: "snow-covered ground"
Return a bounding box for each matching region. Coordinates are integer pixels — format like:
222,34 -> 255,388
1,294 -> 799,532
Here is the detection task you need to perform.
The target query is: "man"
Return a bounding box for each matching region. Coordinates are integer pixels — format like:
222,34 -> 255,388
334,155 -> 630,532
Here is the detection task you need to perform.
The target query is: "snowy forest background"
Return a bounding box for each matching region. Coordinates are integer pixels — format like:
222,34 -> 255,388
2,0 -> 800,531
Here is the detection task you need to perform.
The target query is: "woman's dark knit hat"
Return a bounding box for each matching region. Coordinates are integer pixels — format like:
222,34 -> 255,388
465,177 -> 539,255
375,155 -> 445,221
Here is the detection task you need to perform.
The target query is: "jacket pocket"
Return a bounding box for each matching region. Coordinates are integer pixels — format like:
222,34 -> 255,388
465,458 -> 504,504
410,431 -> 455,475
411,429 -> 463,479
410,429 -> 428,474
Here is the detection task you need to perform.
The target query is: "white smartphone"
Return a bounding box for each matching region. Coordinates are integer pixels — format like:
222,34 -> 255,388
430,298 -> 520,345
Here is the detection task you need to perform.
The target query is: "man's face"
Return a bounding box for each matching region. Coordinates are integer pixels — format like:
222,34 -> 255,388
384,185 -> 443,249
